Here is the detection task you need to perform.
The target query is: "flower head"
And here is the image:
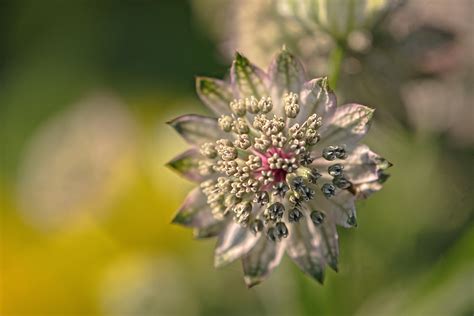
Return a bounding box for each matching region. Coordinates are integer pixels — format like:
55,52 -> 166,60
167,48 -> 391,287
276,0 -> 396,40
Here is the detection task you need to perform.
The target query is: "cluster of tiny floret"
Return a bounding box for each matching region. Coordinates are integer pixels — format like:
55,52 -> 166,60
198,92 -> 353,241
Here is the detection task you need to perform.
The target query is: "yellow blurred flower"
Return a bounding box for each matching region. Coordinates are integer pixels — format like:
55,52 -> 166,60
16,93 -> 139,229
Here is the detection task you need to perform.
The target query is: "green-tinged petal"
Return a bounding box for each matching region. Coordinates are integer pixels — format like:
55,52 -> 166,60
343,145 -> 392,184
166,148 -> 205,183
353,179 -> 386,200
299,77 -> 337,124
214,222 -> 259,268
286,216 -> 327,283
312,144 -> 392,184
268,48 -> 306,108
319,215 -> 340,271
231,52 -> 269,99
314,144 -> 392,200
311,190 -> 357,228
196,77 -> 234,116
167,114 -> 226,146
171,187 -> 220,228
319,103 -> 374,147
242,236 -> 286,288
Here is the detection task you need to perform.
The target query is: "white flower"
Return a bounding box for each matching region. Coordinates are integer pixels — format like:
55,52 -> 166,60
276,0 -> 394,40
167,48 -> 391,287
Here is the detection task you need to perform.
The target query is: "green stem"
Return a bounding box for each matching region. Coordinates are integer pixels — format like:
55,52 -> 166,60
328,43 -> 345,90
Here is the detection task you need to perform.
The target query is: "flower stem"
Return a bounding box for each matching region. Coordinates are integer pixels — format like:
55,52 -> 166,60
328,43 -> 345,90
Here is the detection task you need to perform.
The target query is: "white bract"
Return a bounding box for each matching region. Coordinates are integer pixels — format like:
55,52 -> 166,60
167,48 -> 390,287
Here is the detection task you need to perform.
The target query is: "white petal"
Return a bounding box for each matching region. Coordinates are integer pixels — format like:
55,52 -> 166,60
318,103 -> 374,147
268,48 -> 306,115
231,52 -> 269,99
172,187 -> 220,228
286,215 -> 327,283
214,222 -> 259,268
312,144 -> 391,200
299,77 -> 337,124
167,114 -> 226,146
318,214 -> 339,271
311,189 -> 357,228
312,144 -> 387,184
196,77 -> 234,116
242,236 -> 286,287
166,148 -> 206,183
343,145 -> 389,184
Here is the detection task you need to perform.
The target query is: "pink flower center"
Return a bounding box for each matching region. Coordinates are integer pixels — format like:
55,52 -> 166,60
254,147 -> 295,185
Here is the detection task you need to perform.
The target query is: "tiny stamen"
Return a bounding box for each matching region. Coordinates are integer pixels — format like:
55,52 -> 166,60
321,183 -> 336,198
288,208 -> 304,222
275,222 -> 289,239
310,210 -> 326,225
264,202 -> 285,222
218,115 -> 233,132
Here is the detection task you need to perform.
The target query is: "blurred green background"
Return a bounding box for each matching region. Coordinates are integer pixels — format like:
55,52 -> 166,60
0,1 -> 473,315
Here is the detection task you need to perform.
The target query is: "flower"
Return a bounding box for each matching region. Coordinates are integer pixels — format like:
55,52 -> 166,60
167,48 -> 391,287
276,0 -> 395,41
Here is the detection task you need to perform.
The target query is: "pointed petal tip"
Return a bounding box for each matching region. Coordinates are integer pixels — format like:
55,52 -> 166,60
305,76 -> 332,93
214,256 -> 226,269
170,213 -> 185,226
213,250 -> 231,268
195,76 -> 208,90
164,158 -> 181,170
195,76 -> 214,90
244,276 -> 262,289
328,259 -> 339,272
313,270 -> 325,284
171,204 -> 198,226
233,51 -> 254,67
234,51 -> 245,61
347,214 -> 358,228
165,149 -> 205,183
166,115 -> 181,126
195,76 -> 202,85
278,44 -> 290,54
320,76 -> 330,89
300,265 -> 325,284
165,160 -> 184,177
195,75 -> 208,85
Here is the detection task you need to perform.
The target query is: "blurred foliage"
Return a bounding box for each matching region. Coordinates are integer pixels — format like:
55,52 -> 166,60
0,0 -> 225,180
0,0 -> 473,315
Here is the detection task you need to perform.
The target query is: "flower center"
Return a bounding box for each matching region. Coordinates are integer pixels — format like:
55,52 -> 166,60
198,92 -> 352,241
255,147 -> 297,186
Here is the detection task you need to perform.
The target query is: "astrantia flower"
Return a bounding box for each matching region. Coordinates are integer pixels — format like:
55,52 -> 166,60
167,48 -> 391,287
276,0 -> 396,41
